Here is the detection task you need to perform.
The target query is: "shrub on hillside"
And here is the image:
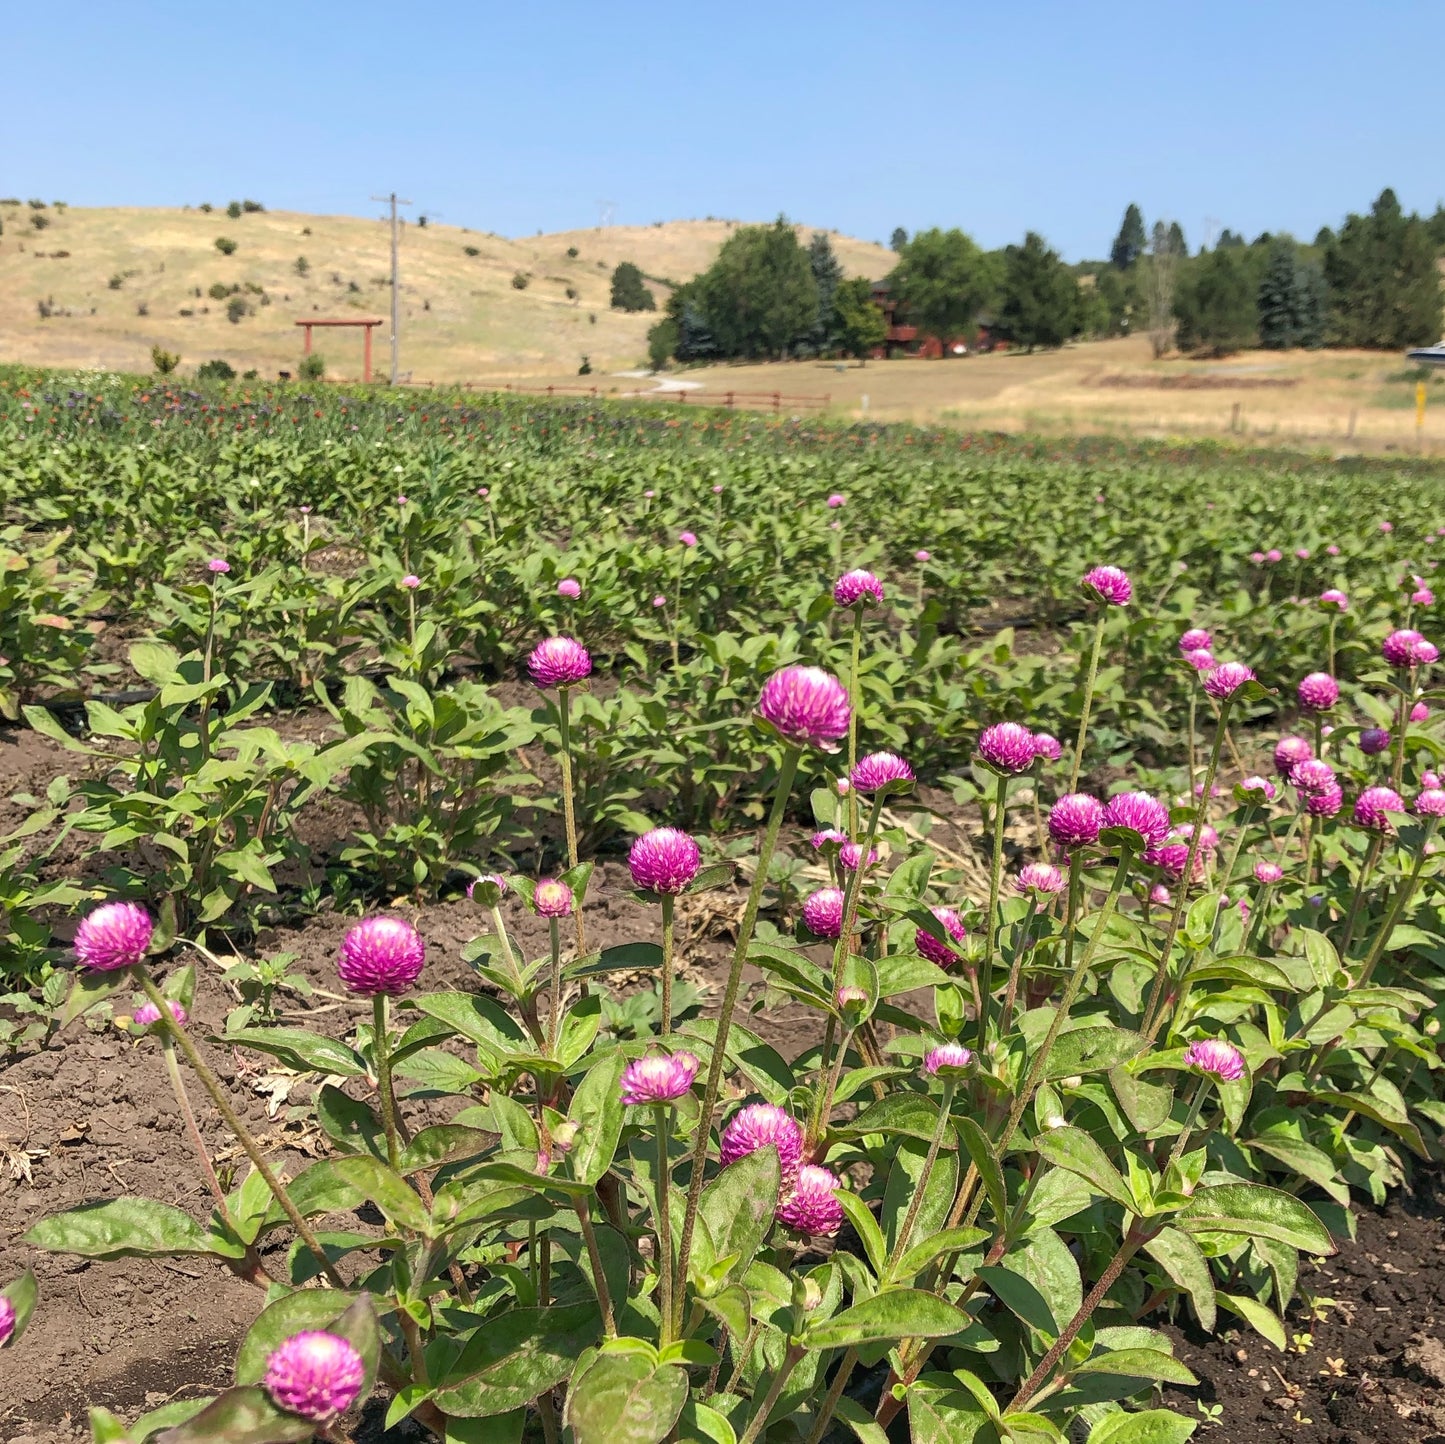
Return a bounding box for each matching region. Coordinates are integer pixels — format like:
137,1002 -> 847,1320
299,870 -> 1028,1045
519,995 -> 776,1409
463,245 -> 480,257
241,199 -> 264,212
511,272 -> 530,290
214,237 -> 237,256
226,201 -> 242,219
298,353 -> 326,381
566,245 -> 579,258
208,283 -> 231,301
196,358 -> 236,381
150,346 -> 180,374
610,261 -> 655,312
294,256 -> 310,276
29,214 -> 49,231
199,202 -> 213,213
225,296 -> 249,324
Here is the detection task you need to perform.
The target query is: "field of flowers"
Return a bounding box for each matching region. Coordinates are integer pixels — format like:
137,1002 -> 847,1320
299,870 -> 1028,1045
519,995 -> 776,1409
0,363 -> 1442,1443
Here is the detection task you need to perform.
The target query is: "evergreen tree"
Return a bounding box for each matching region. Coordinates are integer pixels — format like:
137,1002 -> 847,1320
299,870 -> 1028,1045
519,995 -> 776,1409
894,227 -> 996,351
694,218 -> 818,358
1313,226 -> 1335,249
834,277 -> 887,359
1110,203 -> 1146,270
1257,238 -> 1326,349
1167,221 -> 1187,258
997,231 -> 1079,350
1427,204 -> 1445,252
807,231 -> 844,352
1173,246 -> 1257,354
1217,229 -> 1246,249
890,226 -> 908,252
1324,188 -> 1443,347
610,262 -> 655,312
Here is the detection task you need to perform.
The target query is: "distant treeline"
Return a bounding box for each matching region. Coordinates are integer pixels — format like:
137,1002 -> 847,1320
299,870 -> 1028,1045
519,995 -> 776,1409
646,189 -> 1444,365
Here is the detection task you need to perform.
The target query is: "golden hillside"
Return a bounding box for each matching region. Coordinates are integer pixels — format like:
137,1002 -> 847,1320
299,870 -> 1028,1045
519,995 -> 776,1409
0,204 -> 895,382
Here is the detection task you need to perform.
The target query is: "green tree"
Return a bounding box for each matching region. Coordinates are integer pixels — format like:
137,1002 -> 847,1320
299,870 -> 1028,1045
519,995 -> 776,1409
214,236 -> 237,256
150,345 -> 180,375
1110,203 -> 1147,270
647,316 -> 678,369
695,218 -> 818,359
225,200 -> 242,219
1167,221 -> 1188,257
1257,238 -> 1325,349
890,226 -> 908,252
807,231 -> 844,352
1324,189 -> 1443,348
1173,246 -> 1257,354
893,227 -> 996,353
834,276 -> 887,359
997,232 -> 1079,351
610,261 -> 655,312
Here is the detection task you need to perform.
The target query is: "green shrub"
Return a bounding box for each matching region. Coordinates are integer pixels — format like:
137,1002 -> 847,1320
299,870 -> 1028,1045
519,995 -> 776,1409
225,201 -> 242,219
511,271 -> 530,290
225,296 -> 249,324
150,345 -> 180,374
294,256 -> 309,276
207,282 -> 230,301
463,245 -> 480,257
214,237 -> 237,256
196,358 -> 236,381
298,353 -> 326,381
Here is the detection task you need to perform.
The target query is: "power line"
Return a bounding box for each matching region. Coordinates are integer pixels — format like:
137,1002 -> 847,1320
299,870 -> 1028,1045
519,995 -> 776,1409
370,192 -> 413,384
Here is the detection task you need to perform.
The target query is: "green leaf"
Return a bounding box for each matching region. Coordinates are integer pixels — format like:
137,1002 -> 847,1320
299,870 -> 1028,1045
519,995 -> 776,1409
896,1225 -> 989,1281
1218,1291 -> 1286,1350
127,1399 -> 213,1441
977,1264 -> 1060,1335
1074,1348 -> 1197,1385
833,1397 -> 891,1444
1042,1027 -> 1150,1080
327,1156 -> 432,1234
25,1197 -> 245,1261
1180,1182 -> 1334,1254
1,1268 -> 38,1345
834,1092 -> 945,1145
443,1413 -> 526,1444
221,1025 -> 366,1077
152,1386 -> 316,1444
802,1288 -> 968,1349
675,1400 -> 738,1444
698,1145 -> 781,1283
315,1084 -> 385,1158
398,1125 -> 493,1174
59,969 -> 125,1029
1086,1408 -> 1199,1444
1035,1127 -> 1136,1212
234,1290 -> 364,1384
568,1052 -> 627,1185
956,1116 -> 1008,1226
1141,1227 -> 1217,1332
566,1353 -> 690,1444
836,1190 -> 888,1278
907,1377 -> 992,1444
434,1303 -> 602,1416
87,1408 -> 131,1443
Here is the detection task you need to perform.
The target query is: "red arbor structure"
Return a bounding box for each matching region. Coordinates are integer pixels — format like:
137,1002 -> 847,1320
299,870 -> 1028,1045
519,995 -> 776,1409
294,317 -> 385,382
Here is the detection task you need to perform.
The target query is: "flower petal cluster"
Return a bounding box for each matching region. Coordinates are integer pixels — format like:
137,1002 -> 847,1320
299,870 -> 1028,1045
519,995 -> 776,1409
1288,758 -> 1336,796
849,751 -> 914,794
1183,1038 -> 1245,1082
756,666 -> 851,752
1031,732 -> 1063,763
1274,736 -> 1314,776
776,1165 -> 844,1236
1048,793 -> 1104,851
1297,672 -> 1339,711
924,1042 -> 973,1075
1017,862 -> 1065,896
1384,628 -> 1438,667
1358,727 -> 1392,756
1100,791 -> 1171,848
1239,775 -> 1277,801
133,1000 -> 187,1028
720,1103 -> 804,1189
1253,860 -> 1284,884
802,887 -> 846,939
1179,628 -> 1212,652
74,902 -> 153,972
534,879 -> 574,918
1305,783 -> 1344,818
556,578 -> 581,599
915,906 -> 966,967
1319,588 -> 1348,610
338,917 -> 425,996
1353,785 -> 1406,831
1203,661 -> 1256,700
0,1296 -> 14,1346
1182,648 -> 1215,672
1081,565 -> 1132,605
838,842 -> 878,872
264,1331 -> 366,1422
628,828 -> 702,895
620,1051 -> 699,1105
527,635 -> 592,688
1415,788 -> 1445,817
976,722 -> 1037,775
833,569 -> 884,608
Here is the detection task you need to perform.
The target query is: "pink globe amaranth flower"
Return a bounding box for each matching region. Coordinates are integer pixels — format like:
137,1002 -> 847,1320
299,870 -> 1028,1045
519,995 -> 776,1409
826,493 -> 846,509
1203,661 -> 1256,700
1358,727 -> 1392,756
338,917 -> 425,996
777,1165 -> 844,1236
1418,641 -> 1441,666
1415,788 -> 1445,817
1326,545 -> 1342,557
1265,549 -> 1283,564
396,495 -> 408,506
678,531 -> 698,548
556,577 -> 581,599
756,665 -> 851,752
0,1295 -> 14,1347
1380,520 -> 1394,533
477,487 -> 489,498
914,549 -> 931,562
836,777 -> 851,796
1319,588 -> 1348,610
466,873 -> 508,901
652,594 -> 666,608
1101,791 -> 1171,848
133,1000 -> 187,1028
1412,702 -> 1431,722
838,842 -> 878,872
1249,551 -> 1265,565
1179,628 -> 1212,652
833,569 -> 884,609
1184,1038 -> 1245,1082
1081,565 -> 1132,605
1274,735 -> 1314,776
1297,672 -> 1339,712
1353,785 -> 1406,831
1017,862 -> 1065,896
534,879 -> 573,918
850,750 -> 914,794
1254,860 -> 1285,885
1144,841 -> 1193,883
915,906 -> 967,967
1289,758 -> 1337,795
712,484 -> 723,494
836,984 -> 870,1018
264,1330 -> 366,1423
1175,822 -> 1219,849
1031,732 -> 1063,763
1182,648 -> 1215,673
527,635 -> 592,688
1149,883 -> 1172,906
75,902 -> 154,972
1305,782 -> 1344,818
620,1050 -> 700,1105
400,574 -> 421,590
720,1103 -> 804,1189
1049,793 -> 1104,851
628,827 -> 702,895
810,828 -> 846,851
924,1042 -> 973,1076
1239,775 -> 1278,801
1383,628 -> 1437,668
976,721 -> 1037,775
1421,770 -> 1441,789
206,557 -> 230,574
1296,548 -> 1311,560
802,887 -> 846,939
1413,587 -> 1436,607
643,489 -> 655,499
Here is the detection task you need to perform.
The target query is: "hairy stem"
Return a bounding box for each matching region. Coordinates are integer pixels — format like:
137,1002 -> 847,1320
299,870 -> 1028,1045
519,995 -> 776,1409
977,772 -> 1010,1049
1068,611 -> 1106,793
653,1104 -> 674,1347
372,994 -> 402,1171
557,685 -> 586,955
660,894 -> 675,1037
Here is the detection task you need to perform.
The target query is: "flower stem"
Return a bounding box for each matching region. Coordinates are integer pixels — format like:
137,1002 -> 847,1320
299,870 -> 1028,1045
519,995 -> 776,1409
675,746 -> 801,1333
884,1080 -> 955,1278
660,894 -> 675,1037
557,685 -> 586,955
574,1196 -> 616,1337
846,607 -> 864,838
136,970 -> 345,1290
372,994 -> 402,1171
160,1036 -> 233,1223
805,1349 -> 859,1444
1166,1075 -> 1210,1170
1356,818 -> 1438,987
653,1104 -> 674,1348
976,773 -> 1009,1049
1337,834 -> 1383,960
1068,612 -> 1106,793
547,917 -> 563,1050
996,899 -> 1041,1041
738,1346 -> 804,1444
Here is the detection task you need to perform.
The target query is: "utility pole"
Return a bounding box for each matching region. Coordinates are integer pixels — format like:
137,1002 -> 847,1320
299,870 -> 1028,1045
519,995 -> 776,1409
370,192 -> 412,384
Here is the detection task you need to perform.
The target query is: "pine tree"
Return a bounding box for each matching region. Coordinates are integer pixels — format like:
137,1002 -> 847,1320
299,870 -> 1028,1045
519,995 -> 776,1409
1174,246 -> 1256,354
610,262 -> 655,312
807,231 -> 844,352
1257,239 -> 1326,349
997,232 -> 1079,350
1324,189 -> 1443,347
1110,204 -> 1147,270
890,227 -> 908,252
1167,221 -> 1187,258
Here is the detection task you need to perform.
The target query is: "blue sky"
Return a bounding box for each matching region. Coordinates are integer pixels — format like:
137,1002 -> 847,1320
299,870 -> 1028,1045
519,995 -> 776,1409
9,1 -> 1443,261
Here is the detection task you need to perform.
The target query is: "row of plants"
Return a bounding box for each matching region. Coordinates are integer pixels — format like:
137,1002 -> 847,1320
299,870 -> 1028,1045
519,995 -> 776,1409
2,540 -> 1441,1443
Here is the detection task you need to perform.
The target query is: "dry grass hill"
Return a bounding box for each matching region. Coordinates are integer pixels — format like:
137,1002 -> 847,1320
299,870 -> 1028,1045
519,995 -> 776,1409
0,203 -> 895,382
